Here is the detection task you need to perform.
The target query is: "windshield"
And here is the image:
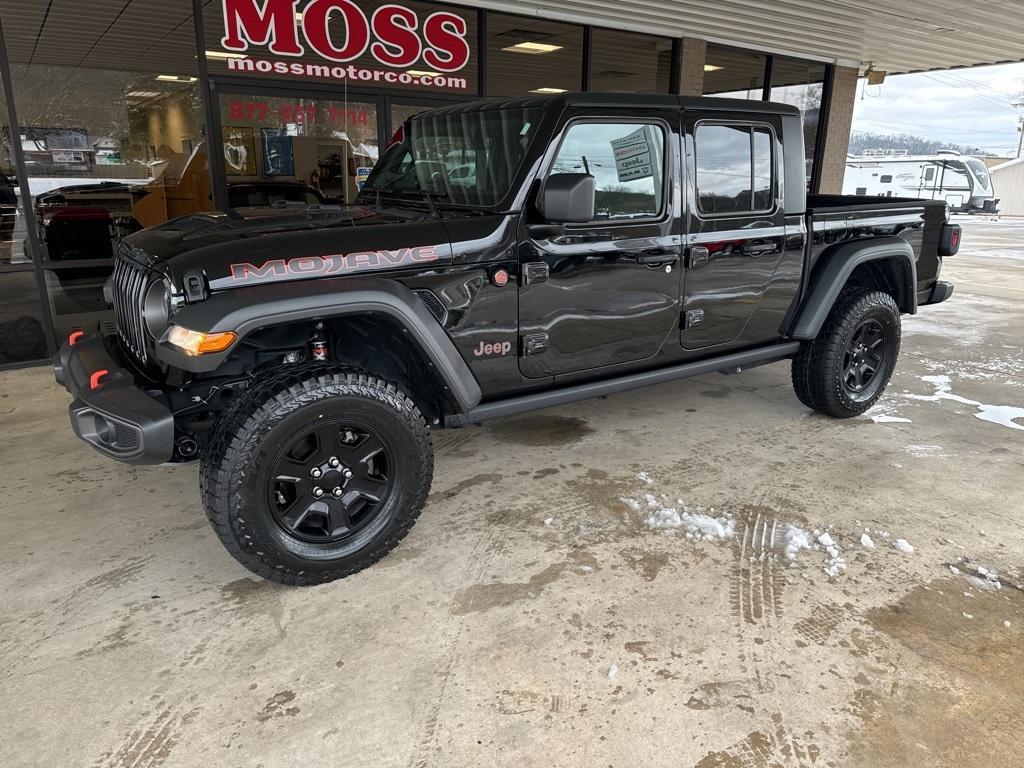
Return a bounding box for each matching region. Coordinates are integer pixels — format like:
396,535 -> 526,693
364,107 -> 544,208
965,158 -> 991,192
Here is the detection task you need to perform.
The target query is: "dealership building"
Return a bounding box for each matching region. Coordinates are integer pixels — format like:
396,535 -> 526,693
0,0 -> 1021,369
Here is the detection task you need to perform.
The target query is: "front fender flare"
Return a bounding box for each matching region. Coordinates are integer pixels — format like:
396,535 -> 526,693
787,237 -> 917,341
155,277 -> 483,413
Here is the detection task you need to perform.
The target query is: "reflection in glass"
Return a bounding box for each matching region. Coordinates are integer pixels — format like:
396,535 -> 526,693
590,29 -> 673,93
753,130 -> 773,210
696,125 -> 774,215
769,57 -> 826,186
221,96 -> 378,204
487,14 -> 584,97
0,271 -> 49,365
2,83 -> 49,363
552,123 -> 665,219
704,45 -> 767,99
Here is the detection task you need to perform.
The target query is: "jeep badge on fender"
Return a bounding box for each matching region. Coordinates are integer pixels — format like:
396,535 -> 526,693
473,341 -> 513,358
53,93 -> 958,586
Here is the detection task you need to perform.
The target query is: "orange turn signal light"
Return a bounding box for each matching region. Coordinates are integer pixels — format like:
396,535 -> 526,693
196,332 -> 238,355
166,326 -> 237,356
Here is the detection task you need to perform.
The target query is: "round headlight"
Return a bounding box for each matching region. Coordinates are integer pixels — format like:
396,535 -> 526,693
143,279 -> 171,340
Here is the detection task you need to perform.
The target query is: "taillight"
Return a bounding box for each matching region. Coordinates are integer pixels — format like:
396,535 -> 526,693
939,223 -> 961,257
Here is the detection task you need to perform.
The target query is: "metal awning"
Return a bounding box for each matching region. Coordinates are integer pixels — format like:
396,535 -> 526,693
0,0 -> 1021,76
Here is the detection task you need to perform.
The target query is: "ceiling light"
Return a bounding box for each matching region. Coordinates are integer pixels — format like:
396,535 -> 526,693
205,50 -> 247,60
704,64 -> 723,72
156,75 -> 198,83
126,91 -> 163,99
530,87 -> 567,94
502,42 -> 563,55
407,69 -> 442,78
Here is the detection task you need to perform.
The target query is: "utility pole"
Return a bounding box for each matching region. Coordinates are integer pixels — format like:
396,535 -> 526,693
1015,101 -> 1024,159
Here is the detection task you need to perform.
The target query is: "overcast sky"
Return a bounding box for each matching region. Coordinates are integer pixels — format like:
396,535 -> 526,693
851,61 -> 1024,156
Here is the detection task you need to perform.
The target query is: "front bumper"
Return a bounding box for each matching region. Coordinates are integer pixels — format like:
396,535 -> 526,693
53,334 -> 175,465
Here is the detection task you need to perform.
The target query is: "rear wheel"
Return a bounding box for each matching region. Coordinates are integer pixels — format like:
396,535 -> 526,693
201,369 -> 433,585
791,288 -> 901,418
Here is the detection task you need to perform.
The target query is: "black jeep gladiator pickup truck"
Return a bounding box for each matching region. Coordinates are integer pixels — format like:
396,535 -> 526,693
53,93 -> 960,585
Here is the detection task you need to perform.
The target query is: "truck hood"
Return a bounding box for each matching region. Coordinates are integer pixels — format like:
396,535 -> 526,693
122,204 -> 455,293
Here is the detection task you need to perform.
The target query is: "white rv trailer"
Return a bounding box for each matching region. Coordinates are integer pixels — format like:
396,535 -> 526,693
844,150 -> 999,213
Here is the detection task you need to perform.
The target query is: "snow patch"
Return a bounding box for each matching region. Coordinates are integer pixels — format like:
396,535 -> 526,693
782,524 -> 814,561
865,402 -> 912,424
906,444 -> 947,458
906,375 -> 1024,431
861,533 -> 876,550
623,483 -> 735,541
607,665 -> 619,680
893,539 -> 915,554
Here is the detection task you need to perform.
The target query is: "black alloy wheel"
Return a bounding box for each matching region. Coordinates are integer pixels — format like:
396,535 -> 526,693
842,319 -> 886,396
791,287 -> 902,418
268,422 -> 394,544
201,369 -> 433,586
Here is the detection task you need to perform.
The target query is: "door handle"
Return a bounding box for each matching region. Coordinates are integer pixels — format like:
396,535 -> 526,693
636,248 -> 679,267
740,242 -> 777,257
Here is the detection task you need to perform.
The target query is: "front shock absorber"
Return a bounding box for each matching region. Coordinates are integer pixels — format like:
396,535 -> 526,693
309,322 -> 330,362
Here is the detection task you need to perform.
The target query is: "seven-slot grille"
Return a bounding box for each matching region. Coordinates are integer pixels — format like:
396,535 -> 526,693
111,246 -> 154,364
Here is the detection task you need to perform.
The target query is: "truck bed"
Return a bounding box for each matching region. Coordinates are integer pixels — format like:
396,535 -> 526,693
804,194 -> 948,297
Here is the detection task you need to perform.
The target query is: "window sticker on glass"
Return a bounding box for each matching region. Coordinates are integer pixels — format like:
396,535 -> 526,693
611,127 -> 656,182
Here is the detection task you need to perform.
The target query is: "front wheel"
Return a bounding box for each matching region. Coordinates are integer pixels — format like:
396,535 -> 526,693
791,288 -> 902,418
201,370 -> 433,585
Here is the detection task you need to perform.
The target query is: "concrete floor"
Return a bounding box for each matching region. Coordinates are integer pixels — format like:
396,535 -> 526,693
2,219 -> 1023,768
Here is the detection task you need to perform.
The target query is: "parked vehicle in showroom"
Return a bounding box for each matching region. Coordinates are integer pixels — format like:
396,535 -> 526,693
54,93 -> 960,585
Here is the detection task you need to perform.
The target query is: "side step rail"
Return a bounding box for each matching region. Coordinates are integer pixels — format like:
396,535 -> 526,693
445,342 -> 801,427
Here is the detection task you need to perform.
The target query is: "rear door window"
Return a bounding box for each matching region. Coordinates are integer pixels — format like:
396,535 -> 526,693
695,124 -> 775,215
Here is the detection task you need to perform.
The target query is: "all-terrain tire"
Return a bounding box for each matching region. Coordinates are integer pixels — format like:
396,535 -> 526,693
200,367 -> 433,586
791,288 -> 901,418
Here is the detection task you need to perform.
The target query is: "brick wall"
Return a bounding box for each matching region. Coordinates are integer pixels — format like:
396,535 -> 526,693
678,38 -> 707,97
815,65 -> 859,194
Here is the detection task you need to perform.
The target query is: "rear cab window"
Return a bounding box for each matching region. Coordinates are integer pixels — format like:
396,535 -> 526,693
694,123 -> 776,216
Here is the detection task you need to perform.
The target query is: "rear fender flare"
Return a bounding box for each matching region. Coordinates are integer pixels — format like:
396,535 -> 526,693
788,237 -> 917,341
155,277 -> 483,413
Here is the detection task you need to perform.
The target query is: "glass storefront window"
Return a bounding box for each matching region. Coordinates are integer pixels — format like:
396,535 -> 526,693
1,89 -> 49,365
704,44 -> 767,99
590,30 -> 673,93
486,14 -> 584,97
220,95 -> 378,204
11,65 -> 208,340
205,1 -> 478,96
769,57 -> 827,186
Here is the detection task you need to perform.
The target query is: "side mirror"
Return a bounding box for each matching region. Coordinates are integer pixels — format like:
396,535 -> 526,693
541,173 -> 595,223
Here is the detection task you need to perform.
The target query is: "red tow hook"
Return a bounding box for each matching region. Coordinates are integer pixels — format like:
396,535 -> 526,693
69,330 -> 85,346
89,370 -> 111,391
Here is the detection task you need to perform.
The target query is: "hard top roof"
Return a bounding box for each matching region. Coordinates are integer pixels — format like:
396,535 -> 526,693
421,92 -> 802,118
